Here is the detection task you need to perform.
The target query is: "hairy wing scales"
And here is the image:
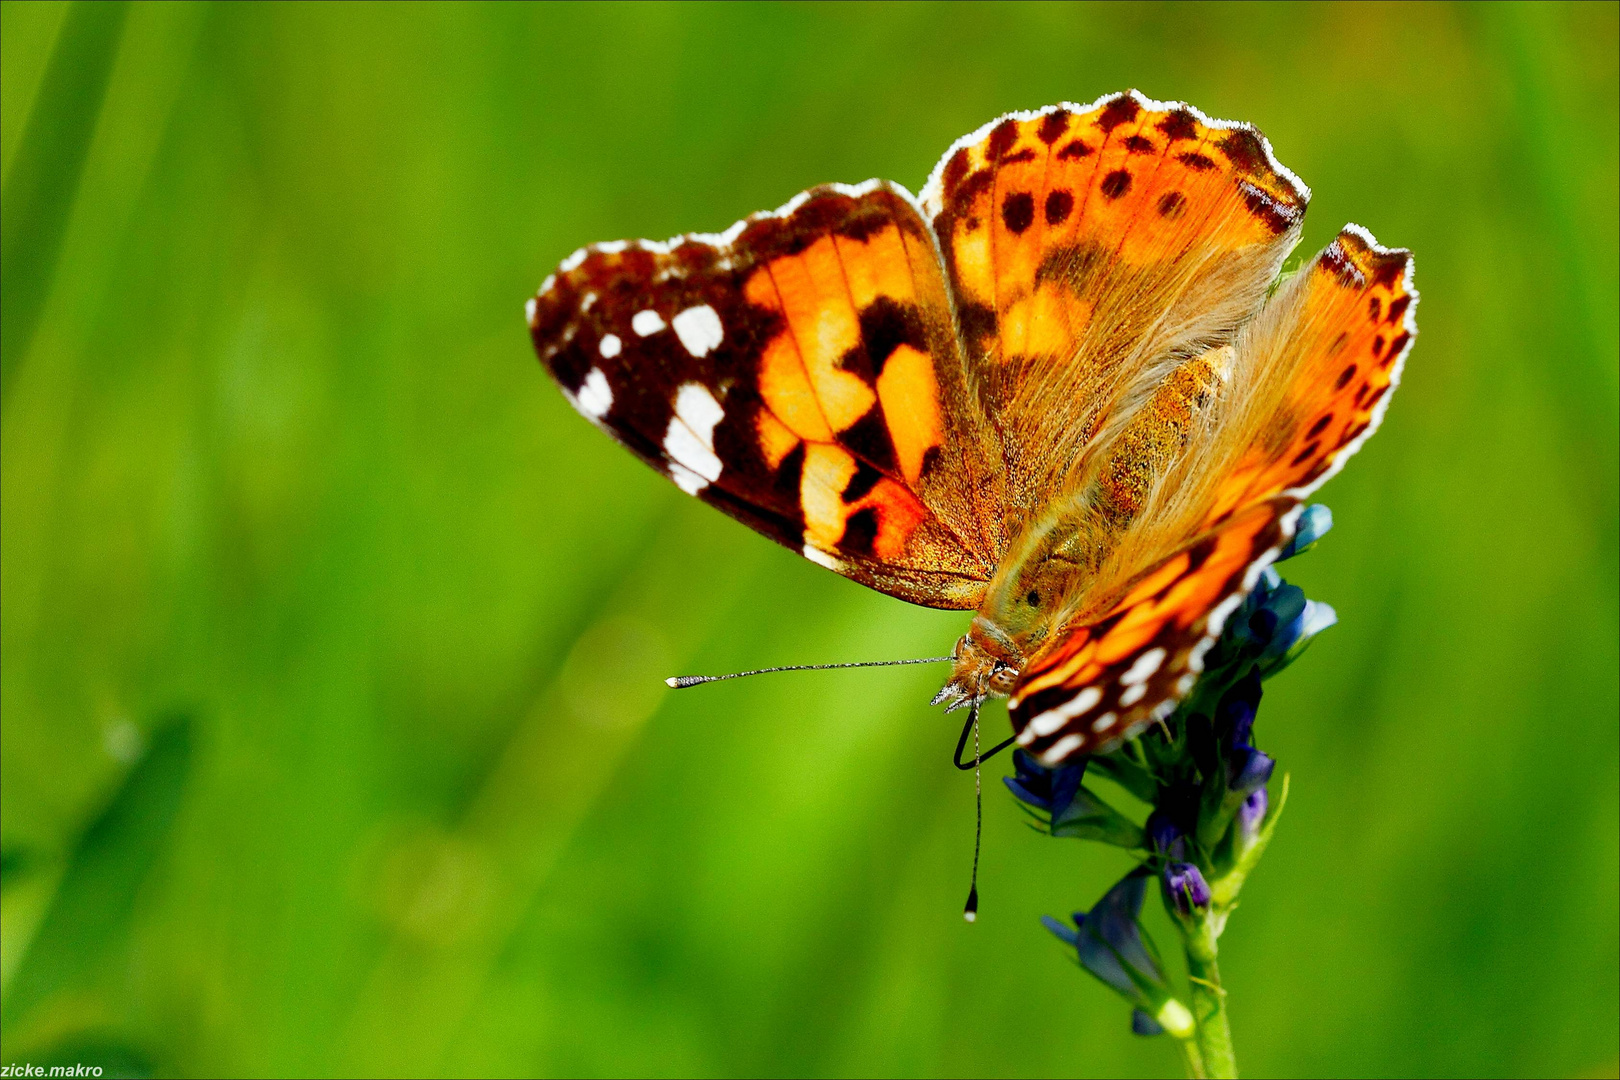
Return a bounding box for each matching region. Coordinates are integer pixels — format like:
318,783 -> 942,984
1203,225 -> 1417,524
920,91 -> 1309,531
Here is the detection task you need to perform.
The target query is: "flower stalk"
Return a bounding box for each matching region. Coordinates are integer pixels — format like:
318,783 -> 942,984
1012,504 -> 1336,1079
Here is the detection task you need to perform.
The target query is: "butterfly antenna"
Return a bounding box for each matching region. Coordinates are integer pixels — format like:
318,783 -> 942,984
666,656 -> 952,688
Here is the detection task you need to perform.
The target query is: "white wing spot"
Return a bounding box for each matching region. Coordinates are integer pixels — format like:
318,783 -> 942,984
672,304 -> 724,357
663,382 -> 724,493
599,333 -> 622,358
1044,734 -> 1084,763
802,543 -> 841,570
632,309 -> 666,336
1091,711 -> 1118,734
1028,686 -> 1101,737
576,368 -> 613,419
1119,647 -> 1167,687
668,462 -> 708,495
1119,683 -> 1148,707
524,298 -> 538,326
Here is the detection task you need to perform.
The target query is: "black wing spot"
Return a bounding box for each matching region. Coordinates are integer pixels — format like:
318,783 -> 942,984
1096,94 -> 1142,132
1045,189 -> 1074,225
1124,135 -> 1157,154
1307,413 -> 1333,439
1158,191 -> 1186,218
840,407 -> 899,476
1100,170 -> 1132,200
1002,191 -> 1035,234
1336,363 -> 1358,390
1038,110 -> 1071,144
1157,109 -> 1200,141
986,118 -> 1020,162
842,460 -> 883,503
841,507 -> 880,556
858,296 -> 925,373
1057,140 -> 1094,160
959,301 -> 997,342
1185,538 -> 1217,573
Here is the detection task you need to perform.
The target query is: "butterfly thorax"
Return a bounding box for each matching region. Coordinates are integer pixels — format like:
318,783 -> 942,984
936,511 -> 1098,707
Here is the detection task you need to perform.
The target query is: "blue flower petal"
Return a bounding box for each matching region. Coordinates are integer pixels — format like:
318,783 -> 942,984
1279,503 -> 1333,560
1132,1009 -> 1166,1036
1041,914 -> 1079,947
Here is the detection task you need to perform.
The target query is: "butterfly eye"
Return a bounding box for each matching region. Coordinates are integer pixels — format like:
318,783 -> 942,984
1026,590 -> 1040,607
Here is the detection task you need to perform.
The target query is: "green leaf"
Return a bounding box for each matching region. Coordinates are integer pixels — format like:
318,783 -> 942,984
1,713 -> 192,1034
0,0 -> 129,405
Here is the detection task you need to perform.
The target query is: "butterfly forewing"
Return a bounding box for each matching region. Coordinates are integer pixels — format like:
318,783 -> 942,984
530,182 -> 1000,609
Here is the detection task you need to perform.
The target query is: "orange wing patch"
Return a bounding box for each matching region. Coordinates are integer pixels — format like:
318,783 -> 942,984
918,91 -> 1310,524
1008,498 -> 1298,764
1204,225 -> 1417,525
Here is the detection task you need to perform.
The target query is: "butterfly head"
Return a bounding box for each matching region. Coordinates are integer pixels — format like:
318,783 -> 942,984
931,617 -> 1024,712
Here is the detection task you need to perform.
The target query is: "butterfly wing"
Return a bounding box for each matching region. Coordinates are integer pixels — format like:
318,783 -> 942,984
529,182 -> 1002,609
1008,498 -> 1299,763
918,91 -> 1311,532
1005,225 -> 1416,763
1200,225 -> 1418,523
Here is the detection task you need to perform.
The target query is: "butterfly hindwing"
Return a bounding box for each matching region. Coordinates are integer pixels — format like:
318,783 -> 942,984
530,182 -> 999,609
1008,498 -> 1298,763
1202,225 -> 1418,524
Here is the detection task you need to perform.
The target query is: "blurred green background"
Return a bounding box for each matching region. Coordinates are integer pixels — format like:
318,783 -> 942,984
2,2 -> 1616,1077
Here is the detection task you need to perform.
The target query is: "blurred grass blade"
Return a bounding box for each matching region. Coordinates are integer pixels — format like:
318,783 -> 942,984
0,0 -> 128,408
0,712 -> 191,1033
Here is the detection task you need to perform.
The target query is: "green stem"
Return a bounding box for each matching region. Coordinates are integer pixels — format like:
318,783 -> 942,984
1174,1030 -> 1208,1079
1185,920 -> 1237,1078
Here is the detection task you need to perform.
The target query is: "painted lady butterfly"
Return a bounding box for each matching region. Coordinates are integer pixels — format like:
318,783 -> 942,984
528,91 -> 1416,766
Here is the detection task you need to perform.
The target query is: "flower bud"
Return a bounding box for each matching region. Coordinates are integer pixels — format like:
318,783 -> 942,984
1228,745 -> 1275,796
1162,861 -> 1212,916
1279,503 -> 1333,561
1144,809 -> 1184,856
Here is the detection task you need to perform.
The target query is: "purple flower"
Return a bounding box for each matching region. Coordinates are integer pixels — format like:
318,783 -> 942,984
1045,868 -> 1169,1006
1162,861 -> 1211,916
1004,749 -> 1085,823
1218,670 -> 1262,752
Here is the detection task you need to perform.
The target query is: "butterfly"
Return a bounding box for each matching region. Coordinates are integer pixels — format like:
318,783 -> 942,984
527,90 -> 1416,766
